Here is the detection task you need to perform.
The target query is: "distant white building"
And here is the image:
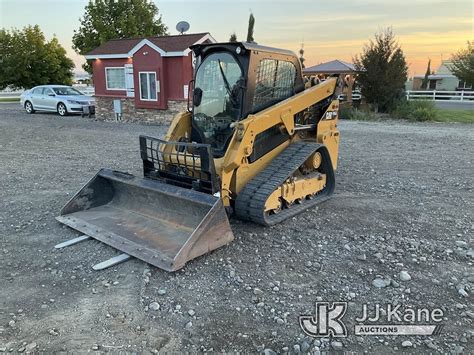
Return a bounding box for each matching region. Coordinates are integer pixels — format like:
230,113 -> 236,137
73,72 -> 92,84
412,60 -> 472,91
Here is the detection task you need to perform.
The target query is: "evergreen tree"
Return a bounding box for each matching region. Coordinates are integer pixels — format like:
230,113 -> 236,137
421,59 -> 431,89
246,13 -> 255,42
299,45 -> 305,69
353,28 -> 408,112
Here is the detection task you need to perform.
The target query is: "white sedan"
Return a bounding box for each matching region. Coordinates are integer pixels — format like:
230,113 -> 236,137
20,85 -> 95,116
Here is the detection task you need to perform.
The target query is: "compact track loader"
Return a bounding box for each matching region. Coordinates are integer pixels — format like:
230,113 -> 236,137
57,42 -> 342,271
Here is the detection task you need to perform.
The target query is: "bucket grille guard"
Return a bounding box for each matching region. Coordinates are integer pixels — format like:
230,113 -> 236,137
139,135 -> 219,195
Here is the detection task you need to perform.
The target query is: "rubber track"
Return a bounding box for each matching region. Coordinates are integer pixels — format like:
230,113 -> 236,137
235,141 -> 335,226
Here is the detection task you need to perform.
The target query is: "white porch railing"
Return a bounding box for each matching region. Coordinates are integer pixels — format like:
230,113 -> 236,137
406,90 -> 474,102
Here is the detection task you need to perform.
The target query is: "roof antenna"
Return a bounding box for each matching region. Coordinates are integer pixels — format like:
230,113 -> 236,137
176,21 -> 190,35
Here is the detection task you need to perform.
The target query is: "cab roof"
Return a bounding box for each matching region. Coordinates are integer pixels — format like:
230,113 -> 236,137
190,41 -> 297,58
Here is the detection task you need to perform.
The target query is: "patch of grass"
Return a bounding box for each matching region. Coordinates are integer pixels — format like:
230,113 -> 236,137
392,100 -> 438,122
0,97 -> 20,103
340,100 -> 473,123
433,108 -> 474,123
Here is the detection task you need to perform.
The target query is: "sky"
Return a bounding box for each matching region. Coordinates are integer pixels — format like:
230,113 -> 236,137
0,0 -> 472,76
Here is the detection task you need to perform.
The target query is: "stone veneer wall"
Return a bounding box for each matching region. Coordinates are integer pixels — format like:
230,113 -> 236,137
94,97 -> 187,125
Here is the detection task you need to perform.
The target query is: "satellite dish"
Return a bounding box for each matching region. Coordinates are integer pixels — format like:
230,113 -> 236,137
176,21 -> 190,35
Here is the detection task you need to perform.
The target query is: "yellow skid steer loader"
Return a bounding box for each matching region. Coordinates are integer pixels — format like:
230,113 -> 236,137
56,42 -> 342,271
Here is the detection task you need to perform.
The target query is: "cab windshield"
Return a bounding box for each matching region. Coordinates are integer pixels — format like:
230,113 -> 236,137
193,52 -> 243,152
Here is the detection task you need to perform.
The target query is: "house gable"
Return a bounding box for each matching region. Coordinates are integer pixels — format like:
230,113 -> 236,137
85,33 -> 216,59
129,39 -> 166,57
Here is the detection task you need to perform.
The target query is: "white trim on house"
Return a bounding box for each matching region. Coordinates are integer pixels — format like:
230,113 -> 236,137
182,33 -> 217,56
124,64 -> 135,97
105,67 -> 126,90
84,34 -> 217,60
138,71 -> 158,101
85,53 -> 131,59
164,51 -> 190,57
129,39 -> 167,57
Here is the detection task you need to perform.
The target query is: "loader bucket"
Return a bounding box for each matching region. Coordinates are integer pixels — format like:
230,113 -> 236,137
56,168 -> 234,271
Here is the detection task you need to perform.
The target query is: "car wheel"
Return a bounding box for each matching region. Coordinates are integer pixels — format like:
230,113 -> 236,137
57,103 -> 67,116
25,101 -> 35,114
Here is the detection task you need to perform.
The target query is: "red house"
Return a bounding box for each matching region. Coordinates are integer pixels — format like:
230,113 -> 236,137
85,33 -> 215,123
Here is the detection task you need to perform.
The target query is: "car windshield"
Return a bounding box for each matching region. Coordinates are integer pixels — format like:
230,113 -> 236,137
193,52 -> 243,152
52,87 -> 83,96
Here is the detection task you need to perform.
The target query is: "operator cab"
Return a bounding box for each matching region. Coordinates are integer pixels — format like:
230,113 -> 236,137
190,42 -> 304,157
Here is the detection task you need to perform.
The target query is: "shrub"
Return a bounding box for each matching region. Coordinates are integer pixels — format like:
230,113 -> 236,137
339,105 -> 376,121
392,100 -> 437,121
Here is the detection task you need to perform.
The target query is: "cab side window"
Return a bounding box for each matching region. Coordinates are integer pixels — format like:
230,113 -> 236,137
252,59 -> 296,111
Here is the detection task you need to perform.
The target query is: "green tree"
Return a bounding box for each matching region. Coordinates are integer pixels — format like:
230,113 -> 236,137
0,25 -> 74,90
229,33 -> 237,42
353,28 -> 408,112
449,41 -> 474,86
72,0 -> 168,73
246,13 -> 255,42
421,59 -> 431,89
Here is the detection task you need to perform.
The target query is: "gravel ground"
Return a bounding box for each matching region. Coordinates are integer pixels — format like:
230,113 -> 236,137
0,103 -> 473,353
